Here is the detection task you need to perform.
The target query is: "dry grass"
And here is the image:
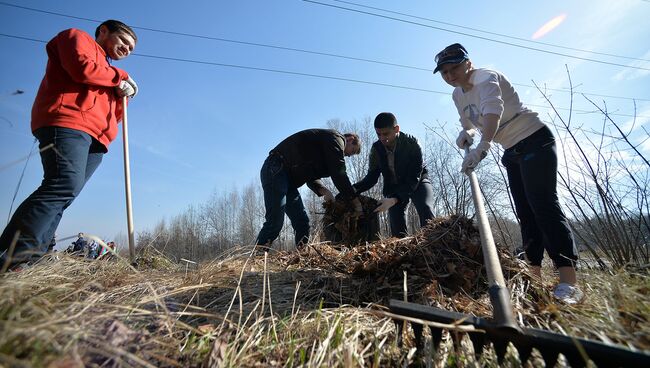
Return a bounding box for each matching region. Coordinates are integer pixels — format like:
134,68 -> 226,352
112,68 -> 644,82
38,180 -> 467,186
1,217 -> 648,367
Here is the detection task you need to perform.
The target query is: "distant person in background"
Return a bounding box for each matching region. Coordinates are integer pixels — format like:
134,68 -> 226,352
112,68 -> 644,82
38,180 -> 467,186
354,112 -> 435,238
86,239 -> 100,259
255,129 -> 363,251
69,233 -> 88,255
98,241 -> 117,259
433,43 -> 582,304
0,20 -> 138,271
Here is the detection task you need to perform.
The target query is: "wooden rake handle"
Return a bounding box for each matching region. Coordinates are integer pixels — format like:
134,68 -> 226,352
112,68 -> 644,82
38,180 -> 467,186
464,146 -> 519,331
122,96 -> 136,262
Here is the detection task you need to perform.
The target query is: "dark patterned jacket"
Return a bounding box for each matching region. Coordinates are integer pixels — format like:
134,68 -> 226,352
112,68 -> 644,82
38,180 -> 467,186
354,132 -> 428,203
271,129 -> 356,199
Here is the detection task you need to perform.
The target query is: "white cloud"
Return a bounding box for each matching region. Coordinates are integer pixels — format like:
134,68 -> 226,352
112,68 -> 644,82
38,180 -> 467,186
642,129 -> 650,153
617,104 -> 650,155
618,103 -> 650,131
611,49 -> 650,82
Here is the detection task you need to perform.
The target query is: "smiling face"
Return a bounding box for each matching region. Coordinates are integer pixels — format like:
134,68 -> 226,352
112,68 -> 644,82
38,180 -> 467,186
439,60 -> 472,89
96,25 -> 136,60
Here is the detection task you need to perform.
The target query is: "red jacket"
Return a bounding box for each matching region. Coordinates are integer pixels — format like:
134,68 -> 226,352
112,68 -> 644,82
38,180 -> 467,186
31,28 -> 129,150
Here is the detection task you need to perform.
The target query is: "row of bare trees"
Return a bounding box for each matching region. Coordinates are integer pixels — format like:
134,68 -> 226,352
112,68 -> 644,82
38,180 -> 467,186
135,117 -> 511,262
137,95 -> 649,268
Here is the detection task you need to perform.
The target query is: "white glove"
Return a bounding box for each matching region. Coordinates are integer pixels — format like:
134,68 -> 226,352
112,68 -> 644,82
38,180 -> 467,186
456,129 -> 475,149
320,188 -> 334,203
116,76 -> 138,97
462,141 -> 491,174
374,197 -> 398,213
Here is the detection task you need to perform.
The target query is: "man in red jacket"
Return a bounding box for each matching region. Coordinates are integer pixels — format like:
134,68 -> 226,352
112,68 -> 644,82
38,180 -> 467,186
0,20 -> 138,271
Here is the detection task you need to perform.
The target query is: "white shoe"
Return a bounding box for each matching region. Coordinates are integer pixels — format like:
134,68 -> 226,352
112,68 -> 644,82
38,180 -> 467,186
553,283 -> 584,305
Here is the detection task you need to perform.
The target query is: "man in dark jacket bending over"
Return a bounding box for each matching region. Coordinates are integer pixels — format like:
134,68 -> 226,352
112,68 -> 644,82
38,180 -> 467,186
354,112 -> 434,238
256,129 -> 363,250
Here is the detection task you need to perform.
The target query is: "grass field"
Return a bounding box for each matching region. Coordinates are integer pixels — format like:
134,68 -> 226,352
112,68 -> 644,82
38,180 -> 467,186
1,220 -> 648,367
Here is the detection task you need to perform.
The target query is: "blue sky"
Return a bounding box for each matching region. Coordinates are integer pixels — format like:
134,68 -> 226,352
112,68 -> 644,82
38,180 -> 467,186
1,0 -> 649,244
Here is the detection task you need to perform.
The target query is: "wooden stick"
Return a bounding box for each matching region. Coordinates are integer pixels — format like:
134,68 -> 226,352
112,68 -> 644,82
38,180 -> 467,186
465,146 -> 518,330
465,146 -> 506,288
122,96 -> 136,262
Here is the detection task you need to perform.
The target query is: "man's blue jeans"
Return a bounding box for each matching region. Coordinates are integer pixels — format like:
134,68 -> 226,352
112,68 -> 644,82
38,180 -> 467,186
255,154 -> 310,247
388,179 -> 435,238
0,127 -> 104,266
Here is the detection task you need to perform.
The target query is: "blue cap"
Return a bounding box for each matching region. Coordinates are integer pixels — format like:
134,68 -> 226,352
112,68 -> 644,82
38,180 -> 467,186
433,43 -> 469,74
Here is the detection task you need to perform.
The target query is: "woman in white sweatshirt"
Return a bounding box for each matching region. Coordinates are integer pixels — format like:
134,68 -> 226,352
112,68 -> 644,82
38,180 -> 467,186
434,43 -> 583,304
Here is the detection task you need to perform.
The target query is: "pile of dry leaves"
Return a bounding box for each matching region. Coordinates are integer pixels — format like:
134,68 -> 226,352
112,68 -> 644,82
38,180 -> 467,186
277,214 -> 520,315
321,195 -> 380,244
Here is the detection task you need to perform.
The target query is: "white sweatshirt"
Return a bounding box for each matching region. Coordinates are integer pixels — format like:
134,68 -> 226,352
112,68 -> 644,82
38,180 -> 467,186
452,68 -> 544,149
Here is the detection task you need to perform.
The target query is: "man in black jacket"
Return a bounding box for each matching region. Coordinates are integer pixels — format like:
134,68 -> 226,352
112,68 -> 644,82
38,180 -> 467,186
354,112 -> 434,238
256,129 -> 363,250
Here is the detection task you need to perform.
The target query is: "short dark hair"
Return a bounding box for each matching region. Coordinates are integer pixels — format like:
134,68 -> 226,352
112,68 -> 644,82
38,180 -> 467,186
343,133 -> 361,154
95,20 -> 137,43
374,112 -> 397,129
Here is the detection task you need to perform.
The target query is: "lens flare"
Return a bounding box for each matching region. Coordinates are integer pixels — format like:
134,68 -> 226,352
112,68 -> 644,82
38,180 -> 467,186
532,13 -> 567,40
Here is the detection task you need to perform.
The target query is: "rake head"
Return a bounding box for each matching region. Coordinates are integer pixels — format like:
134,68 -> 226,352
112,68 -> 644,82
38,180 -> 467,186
389,299 -> 650,367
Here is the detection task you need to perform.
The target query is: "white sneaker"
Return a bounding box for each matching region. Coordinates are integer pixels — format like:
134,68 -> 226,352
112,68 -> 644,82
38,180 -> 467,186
553,283 -> 584,305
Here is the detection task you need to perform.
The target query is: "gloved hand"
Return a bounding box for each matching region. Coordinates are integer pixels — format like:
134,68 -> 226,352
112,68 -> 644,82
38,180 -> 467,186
456,129 -> 475,149
374,197 -> 398,213
116,76 -> 138,97
462,141 -> 491,174
320,188 -> 334,203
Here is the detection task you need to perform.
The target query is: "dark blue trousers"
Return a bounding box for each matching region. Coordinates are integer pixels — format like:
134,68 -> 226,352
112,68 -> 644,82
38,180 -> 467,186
388,179 -> 435,238
0,127 -> 104,266
501,126 -> 578,268
255,155 -> 310,247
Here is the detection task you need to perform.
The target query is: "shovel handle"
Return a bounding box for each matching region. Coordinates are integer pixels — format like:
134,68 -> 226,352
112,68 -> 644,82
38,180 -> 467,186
464,146 -> 518,330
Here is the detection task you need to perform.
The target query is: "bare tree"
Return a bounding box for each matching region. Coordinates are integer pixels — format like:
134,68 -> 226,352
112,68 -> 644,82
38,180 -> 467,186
238,180 -> 263,246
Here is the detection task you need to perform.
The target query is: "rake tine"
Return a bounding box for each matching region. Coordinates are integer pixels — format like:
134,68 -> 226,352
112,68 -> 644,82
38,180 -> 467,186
468,331 -> 486,358
564,351 -> 587,368
539,347 -> 559,368
412,323 -> 425,351
493,339 -> 509,364
512,342 -> 532,365
429,326 -> 444,351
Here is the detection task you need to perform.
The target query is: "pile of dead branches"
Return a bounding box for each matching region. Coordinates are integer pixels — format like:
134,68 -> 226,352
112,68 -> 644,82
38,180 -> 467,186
278,215 -> 517,310
321,195 -> 380,244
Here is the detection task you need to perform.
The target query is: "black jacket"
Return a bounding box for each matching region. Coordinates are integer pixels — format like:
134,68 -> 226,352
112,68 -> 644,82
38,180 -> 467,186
354,132 -> 428,203
271,129 -> 356,199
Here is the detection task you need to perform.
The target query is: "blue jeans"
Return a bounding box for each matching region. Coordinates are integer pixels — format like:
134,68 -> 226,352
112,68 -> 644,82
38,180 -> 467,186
501,126 -> 578,268
388,179 -> 435,238
0,127 -> 104,266
256,154 -> 310,247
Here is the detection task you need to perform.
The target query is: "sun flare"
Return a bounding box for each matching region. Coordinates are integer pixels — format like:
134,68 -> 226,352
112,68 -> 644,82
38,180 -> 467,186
532,13 -> 567,39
